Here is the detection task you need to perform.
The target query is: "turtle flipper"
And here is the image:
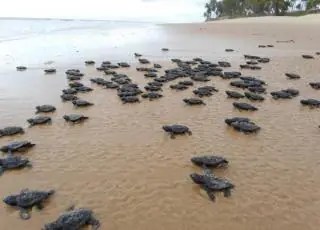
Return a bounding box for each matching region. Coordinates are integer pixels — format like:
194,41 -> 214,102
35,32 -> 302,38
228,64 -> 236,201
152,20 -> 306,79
65,204 -> 75,211
205,189 -> 216,202
88,217 -> 101,230
188,130 -> 192,135
223,188 -> 232,197
19,208 -> 31,220
170,133 -> 176,139
35,203 -> 44,210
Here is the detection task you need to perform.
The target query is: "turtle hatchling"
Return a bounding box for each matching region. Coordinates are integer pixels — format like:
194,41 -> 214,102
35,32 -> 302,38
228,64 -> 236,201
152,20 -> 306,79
60,94 -> 78,101
0,141 -> 35,153
233,102 -> 258,111
35,105 -> 56,114
72,100 -> 94,107
0,127 -> 24,137
0,154 -> 32,176
162,125 -> 192,139
191,156 -> 228,168
141,92 -> 163,101
190,168 -> 234,202
43,206 -> 100,230
183,98 -> 206,105
63,114 -> 89,123
3,189 -> 55,220
27,116 -> 52,127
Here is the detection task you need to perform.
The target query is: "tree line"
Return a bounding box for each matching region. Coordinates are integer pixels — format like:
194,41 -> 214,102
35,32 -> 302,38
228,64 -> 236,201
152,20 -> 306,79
204,0 -> 320,20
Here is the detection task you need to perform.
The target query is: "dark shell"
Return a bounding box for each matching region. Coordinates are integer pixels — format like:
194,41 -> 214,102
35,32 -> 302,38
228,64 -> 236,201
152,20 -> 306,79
0,127 -> 24,137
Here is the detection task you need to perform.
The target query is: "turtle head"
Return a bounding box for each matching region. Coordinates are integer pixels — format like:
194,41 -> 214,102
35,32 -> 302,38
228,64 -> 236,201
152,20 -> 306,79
183,99 -> 189,103
27,119 -> 34,124
162,125 -> 171,132
190,173 -> 205,185
3,195 -> 18,206
63,115 -> 69,121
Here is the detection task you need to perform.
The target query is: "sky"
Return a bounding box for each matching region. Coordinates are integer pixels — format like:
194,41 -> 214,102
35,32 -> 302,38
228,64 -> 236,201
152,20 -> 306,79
0,0 -> 208,23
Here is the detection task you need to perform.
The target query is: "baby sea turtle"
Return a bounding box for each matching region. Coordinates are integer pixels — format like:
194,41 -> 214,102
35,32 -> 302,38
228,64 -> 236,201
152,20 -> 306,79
16,66 -> 27,71
62,88 -> 77,94
258,57 -> 270,63
60,94 -> 78,101
179,80 -> 194,86
191,156 -> 228,168
191,75 -> 210,82
147,82 -> 163,87
170,84 -> 188,90
248,86 -> 266,94
302,54 -> 314,59
3,189 -> 55,220
0,127 -> 24,137
162,125 -> 192,139
134,53 -> 142,57
138,58 -> 150,64
141,92 -> 163,101
193,89 -> 212,97
144,73 -> 157,78
300,99 -> 320,107
144,85 -> 162,92
230,121 -> 261,133
85,60 -> 95,65
225,117 -> 260,133
67,75 -> 82,81
0,154 -> 32,176
218,61 -> 231,68
63,114 -> 89,123
310,82 -> 320,90
183,98 -> 206,105
74,86 -> 93,92
43,206 -> 100,230
121,96 -> 140,104
316,52 -> 320,55
154,63 -> 162,69
285,73 -> 301,79
246,61 -> 258,65
225,117 -> 250,125
27,116 -> 52,127
118,62 -> 130,68
233,102 -> 258,111
104,70 -> 117,75
162,48 -> 169,51
282,88 -> 299,97
225,91 -> 244,99
190,168 -> 234,202
244,92 -> 265,101
44,69 -> 56,74
221,71 -> 241,79
225,49 -> 234,52
72,100 -> 94,107
0,141 -> 35,153
35,105 -> 56,114
69,82 -> 84,88
105,82 -> 119,89
270,91 -> 292,99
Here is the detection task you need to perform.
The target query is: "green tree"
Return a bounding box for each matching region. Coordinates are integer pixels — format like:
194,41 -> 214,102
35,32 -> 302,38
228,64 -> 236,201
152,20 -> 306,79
307,0 -> 320,9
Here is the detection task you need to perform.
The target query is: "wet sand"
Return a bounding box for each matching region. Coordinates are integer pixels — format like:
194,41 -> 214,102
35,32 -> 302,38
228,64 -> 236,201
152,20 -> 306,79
0,18 -> 320,230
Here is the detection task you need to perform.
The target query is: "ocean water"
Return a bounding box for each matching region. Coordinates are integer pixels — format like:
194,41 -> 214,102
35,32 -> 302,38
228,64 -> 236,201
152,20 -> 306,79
0,19 -> 163,70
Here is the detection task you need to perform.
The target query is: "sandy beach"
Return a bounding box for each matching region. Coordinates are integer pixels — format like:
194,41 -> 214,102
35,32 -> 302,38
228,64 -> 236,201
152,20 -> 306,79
0,16 -> 319,230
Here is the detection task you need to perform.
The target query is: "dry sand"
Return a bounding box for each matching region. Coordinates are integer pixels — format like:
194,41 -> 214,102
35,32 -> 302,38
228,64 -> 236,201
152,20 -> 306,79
210,14 -> 320,24
0,17 -> 319,230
